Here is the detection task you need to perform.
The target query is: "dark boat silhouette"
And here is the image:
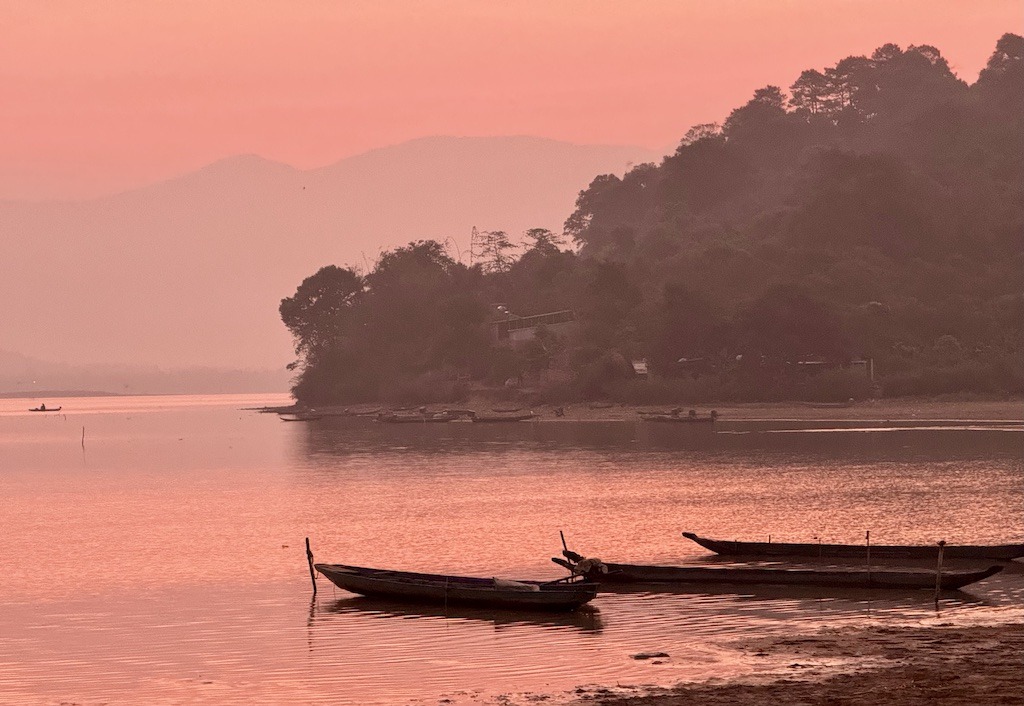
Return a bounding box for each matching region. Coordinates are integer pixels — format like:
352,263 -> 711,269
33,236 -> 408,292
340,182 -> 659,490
553,554 -> 1002,591
315,563 -> 598,611
683,531 -> 1024,561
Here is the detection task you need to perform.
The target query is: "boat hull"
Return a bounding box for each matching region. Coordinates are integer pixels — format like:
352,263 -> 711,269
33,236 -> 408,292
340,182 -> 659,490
315,563 -> 598,610
639,415 -> 713,423
583,561 -> 1002,590
471,413 -> 537,423
376,414 -> 453,423
683,532 -> 1024,561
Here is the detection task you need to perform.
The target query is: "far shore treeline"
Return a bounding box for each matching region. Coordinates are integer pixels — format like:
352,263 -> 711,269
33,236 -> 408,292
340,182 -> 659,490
280,35 -> 1024,406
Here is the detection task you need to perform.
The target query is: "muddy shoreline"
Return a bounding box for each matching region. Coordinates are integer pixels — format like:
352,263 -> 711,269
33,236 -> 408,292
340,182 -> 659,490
257,397 -> 1024,422
575,623 -> 1024,706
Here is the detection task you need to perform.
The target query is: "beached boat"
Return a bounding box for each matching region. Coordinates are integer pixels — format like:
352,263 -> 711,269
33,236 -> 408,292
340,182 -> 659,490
471,412 -> 537,423
638,409 -> 717,423
279,412 -> 323,422
376,411 -> 454,423
552,556 -> 1002,590
682,532 -> 1024,561
314,563 -> 598,610
29,405 -> 61,412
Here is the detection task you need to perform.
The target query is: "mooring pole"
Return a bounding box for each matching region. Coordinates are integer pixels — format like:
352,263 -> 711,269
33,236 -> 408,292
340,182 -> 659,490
934,540 -> 946,604
866,530 -> 872,583
305,537 -> 317,596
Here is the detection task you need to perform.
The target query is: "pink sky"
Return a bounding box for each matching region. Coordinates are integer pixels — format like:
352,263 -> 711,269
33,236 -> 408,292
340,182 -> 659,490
2,0 -> 1020,200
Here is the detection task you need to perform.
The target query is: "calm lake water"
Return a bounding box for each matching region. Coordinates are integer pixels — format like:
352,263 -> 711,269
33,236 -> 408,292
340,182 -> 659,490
1,394 -> 1022,705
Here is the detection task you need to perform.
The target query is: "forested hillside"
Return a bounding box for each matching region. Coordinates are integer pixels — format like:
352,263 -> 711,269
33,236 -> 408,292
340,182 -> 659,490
282,35 -> 1024,404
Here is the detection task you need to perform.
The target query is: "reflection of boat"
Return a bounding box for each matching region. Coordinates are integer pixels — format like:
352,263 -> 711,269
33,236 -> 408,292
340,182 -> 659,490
552,555 -> 1002,590
588,577 -> 993,604
29,405 -> 61,412
315,563 -> 598,610
323,595 -> 603,632
683,532 -> 1024,561
472,412 -> 537,423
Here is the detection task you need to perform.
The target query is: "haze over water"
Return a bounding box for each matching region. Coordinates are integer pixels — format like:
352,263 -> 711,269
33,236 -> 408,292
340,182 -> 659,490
1,395 -> 1022,705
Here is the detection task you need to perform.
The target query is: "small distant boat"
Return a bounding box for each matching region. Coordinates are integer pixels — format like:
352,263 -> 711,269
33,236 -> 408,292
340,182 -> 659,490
682,531 -> 1024,561
639,409 -> 717,423
472,412 -> 537,423
314,563 -> 598,611
29,405 -> 61,412
552,555 -> 1002,591
376,411 -> 455,423
279,412 -> 323,422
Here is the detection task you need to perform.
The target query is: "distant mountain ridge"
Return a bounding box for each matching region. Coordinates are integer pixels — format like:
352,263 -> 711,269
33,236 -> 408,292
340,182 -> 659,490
1,136 -> 663,376
0,349 -> 290,396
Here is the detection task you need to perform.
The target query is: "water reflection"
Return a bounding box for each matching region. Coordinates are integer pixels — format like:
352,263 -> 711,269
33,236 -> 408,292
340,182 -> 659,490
292,417 -> 1024,461
321,595 -> 604,633
3,396 -> 1022,706
593,580 -> 991,607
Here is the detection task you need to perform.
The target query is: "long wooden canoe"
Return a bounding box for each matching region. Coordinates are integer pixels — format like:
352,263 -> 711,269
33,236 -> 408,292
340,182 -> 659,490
315,563 -> 598,610
638,411 -> 716,423
29,405 -> 61,412
552,556 -> 1002,590
683,532 -> 1024,561
279,412 -> 323,422
471,412 -> 537,423
375,411 -> 454,423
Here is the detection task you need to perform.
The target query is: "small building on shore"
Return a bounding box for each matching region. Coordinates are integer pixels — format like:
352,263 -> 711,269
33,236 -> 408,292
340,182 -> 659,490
490,309 -> 578,346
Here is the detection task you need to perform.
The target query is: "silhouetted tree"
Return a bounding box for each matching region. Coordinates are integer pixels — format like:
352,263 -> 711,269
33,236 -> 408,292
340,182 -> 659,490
523,227 -> 566,255
280,265 -> 364,363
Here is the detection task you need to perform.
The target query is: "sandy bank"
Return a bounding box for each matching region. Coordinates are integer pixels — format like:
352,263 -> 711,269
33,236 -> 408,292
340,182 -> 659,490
577,623 -> 1024,706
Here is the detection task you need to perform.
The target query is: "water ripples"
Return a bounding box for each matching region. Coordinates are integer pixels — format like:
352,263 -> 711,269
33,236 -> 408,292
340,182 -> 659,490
1,396 -> 1022,704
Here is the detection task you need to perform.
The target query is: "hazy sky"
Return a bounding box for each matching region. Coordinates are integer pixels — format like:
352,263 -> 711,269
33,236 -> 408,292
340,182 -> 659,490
2,0 -> 1020,200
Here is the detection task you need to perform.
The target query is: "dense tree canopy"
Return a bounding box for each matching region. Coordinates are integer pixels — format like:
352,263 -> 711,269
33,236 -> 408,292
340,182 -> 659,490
283,35 -> 1024,404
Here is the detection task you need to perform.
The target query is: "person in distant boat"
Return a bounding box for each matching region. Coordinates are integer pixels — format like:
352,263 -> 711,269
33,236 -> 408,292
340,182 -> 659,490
39,403 -> 46,411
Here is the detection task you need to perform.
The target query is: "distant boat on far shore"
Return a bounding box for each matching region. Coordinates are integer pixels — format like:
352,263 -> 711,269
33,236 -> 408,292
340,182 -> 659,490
29,404 -> 61,412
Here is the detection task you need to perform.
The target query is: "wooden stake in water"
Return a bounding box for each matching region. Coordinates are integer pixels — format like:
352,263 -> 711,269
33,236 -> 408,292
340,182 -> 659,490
866,530 -> 872,583
305,537 -> 317,596
934,540 -> 946,602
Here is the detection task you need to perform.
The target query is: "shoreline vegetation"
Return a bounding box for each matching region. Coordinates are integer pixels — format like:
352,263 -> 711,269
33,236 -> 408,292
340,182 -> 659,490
279,36 -> 1024,410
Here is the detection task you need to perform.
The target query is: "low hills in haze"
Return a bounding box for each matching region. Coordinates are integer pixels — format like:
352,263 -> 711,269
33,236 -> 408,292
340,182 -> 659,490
1,136 -> 662,383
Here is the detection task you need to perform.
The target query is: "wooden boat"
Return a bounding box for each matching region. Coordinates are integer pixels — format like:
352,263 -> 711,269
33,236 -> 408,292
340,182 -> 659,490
376,411 -> 454,423
639,409 -> 717,423
29,405 -> 61,412
552,556 -> 1002,590
279,412 -> 323,422
471,412 -> 537,423
314,563 -> 598,610
683,532 -> 1024,561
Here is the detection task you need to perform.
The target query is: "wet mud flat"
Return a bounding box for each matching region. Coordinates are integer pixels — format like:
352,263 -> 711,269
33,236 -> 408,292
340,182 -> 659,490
579,623 -> 1024,706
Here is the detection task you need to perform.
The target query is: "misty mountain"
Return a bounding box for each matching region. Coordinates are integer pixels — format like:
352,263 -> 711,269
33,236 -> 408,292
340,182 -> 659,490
0,349 -> 291,396
1,136 -> 662,372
